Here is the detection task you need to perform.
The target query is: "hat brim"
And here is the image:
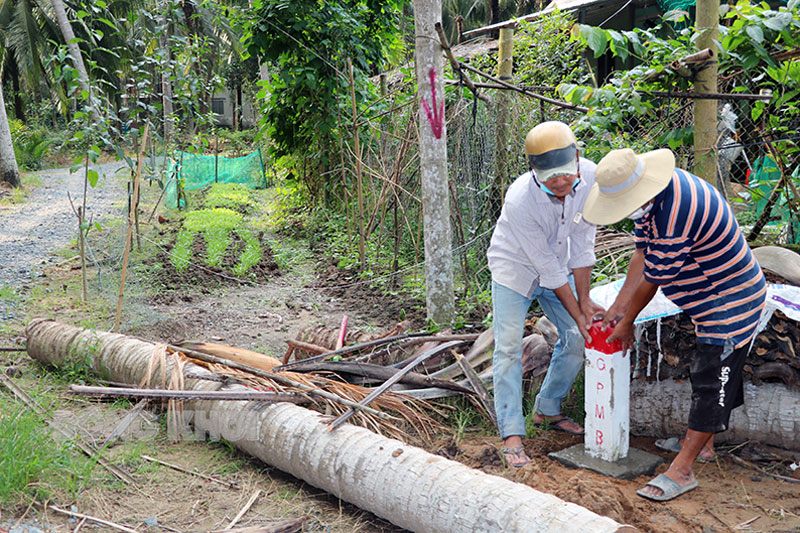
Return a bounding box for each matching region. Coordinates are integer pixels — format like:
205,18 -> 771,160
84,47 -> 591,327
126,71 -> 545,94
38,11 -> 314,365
535,159 -> 578,182
583,149 -> 675,225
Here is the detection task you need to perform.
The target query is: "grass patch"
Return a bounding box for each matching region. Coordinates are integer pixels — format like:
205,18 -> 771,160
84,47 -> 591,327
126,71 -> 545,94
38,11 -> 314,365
0,395 -> 90,507
202,183 -> 256,213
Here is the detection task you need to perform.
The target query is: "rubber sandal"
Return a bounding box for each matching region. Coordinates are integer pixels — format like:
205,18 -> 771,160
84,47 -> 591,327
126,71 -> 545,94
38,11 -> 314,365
502,445 -> 530,468
636,473 -> 698,502
655,437 -> 715,463
532,416 -> 584,435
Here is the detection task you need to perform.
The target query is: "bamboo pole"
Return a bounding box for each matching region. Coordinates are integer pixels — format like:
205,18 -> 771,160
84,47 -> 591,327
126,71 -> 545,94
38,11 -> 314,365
491,26 -> 514,223
68,384 -> 307,403
693,0 -> 719,185
114,122 -> 150,333
348,59 -> 366,269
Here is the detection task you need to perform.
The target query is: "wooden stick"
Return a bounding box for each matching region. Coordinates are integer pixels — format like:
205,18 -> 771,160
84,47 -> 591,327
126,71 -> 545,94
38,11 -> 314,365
101,399 -> 147,449
336,315 -> 348,350
114,121 -> 150,332
141,454 -> 240,489
281,344 -> 295,365
69,385 -> 307,403
168,345 -> 393,419
46,504 -> 140,533
0,347 -> 26,352
0,373 -> 134,484
455,353 -> 496,426
458,61 -> 588,112
285,339 -> 328,355
729,455 -> 800,484
329,340 -> 468,430
223,489 -> 261,530
276,333 -> 478,371
287,361 -> 473,393
434,22 -> 488,103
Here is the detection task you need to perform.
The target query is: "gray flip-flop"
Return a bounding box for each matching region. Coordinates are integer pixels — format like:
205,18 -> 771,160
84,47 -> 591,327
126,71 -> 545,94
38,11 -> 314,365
655,437 -> 715,463
636,473 -> 698,502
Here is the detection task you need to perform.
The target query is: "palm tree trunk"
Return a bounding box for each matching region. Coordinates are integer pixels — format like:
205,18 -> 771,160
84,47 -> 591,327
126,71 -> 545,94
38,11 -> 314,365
7,58 -> 26,121
24,318 -> 630,533
50,0 -> 97,118
0,81 -> 21,188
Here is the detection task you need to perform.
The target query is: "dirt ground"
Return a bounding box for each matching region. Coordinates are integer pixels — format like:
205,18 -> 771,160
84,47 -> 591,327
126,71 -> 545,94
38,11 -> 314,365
1,169 -> 799,532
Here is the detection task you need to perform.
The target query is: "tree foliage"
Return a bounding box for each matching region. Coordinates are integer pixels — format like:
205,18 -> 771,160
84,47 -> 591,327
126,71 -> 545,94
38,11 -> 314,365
559,0 -> 800,160
244,0 -> 404,161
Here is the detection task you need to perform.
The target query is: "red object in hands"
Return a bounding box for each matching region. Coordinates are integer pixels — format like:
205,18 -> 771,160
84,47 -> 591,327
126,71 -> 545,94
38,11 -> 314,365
585,321 -> 623,354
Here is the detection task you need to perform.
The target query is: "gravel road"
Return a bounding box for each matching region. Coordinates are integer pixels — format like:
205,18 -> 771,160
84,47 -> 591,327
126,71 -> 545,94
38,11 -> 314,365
0,161 -> 129,292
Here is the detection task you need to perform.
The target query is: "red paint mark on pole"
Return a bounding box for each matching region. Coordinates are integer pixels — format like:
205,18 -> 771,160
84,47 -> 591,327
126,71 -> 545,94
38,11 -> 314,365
596,430 -> 603,445
421,68 -> 444,139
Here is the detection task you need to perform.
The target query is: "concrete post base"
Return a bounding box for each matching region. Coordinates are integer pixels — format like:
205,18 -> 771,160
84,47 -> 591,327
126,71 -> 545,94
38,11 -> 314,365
549,444 -> 664,480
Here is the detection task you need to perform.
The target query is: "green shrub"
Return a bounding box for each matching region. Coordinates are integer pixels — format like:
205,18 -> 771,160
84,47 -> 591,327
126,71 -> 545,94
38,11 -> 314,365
9,119 -> 53,171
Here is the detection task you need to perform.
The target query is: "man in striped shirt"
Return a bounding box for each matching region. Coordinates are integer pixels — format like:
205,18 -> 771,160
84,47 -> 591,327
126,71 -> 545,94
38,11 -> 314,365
583,148 -> 766,502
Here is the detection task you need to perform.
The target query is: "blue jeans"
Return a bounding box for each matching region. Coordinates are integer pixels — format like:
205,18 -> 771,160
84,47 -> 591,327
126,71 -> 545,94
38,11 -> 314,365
492,279 -> 585,439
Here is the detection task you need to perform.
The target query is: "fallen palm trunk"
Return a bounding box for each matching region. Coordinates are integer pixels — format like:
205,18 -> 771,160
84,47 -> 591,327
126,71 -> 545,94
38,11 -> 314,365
630,380 -> 800,451
25,319 -> 632,533
172,340 -> 283,371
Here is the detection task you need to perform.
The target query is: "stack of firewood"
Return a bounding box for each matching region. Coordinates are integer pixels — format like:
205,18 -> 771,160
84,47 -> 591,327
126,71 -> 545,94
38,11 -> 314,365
635,311 -> 799,389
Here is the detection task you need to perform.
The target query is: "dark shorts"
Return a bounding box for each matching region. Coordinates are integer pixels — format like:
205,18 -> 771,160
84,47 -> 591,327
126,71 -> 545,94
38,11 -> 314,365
687,341 -> 748,433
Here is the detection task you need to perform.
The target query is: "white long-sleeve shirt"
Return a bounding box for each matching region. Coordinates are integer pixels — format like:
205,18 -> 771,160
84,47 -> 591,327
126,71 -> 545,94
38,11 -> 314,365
487,157 -> 597,298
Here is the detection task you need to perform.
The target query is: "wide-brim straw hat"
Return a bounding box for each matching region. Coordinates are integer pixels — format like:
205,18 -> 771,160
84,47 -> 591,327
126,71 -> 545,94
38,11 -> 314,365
583,148 -> 675,225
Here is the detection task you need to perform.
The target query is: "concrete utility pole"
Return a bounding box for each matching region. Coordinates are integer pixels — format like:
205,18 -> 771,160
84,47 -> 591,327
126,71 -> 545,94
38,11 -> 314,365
693,0 -> 719,186
414,0 -> 455,327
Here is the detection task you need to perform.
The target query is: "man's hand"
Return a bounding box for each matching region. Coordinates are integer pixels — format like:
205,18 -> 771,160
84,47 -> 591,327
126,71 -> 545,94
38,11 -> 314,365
601,299 -> 628,330
607,319 -> 635,352
580,299 -> 606,330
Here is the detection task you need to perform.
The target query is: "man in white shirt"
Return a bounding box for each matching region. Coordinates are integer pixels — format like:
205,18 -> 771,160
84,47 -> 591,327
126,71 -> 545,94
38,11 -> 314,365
487,121 -> 604,468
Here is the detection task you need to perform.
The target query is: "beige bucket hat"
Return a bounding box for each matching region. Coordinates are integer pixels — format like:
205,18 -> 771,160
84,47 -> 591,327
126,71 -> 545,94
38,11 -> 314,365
583,148 -> 675,225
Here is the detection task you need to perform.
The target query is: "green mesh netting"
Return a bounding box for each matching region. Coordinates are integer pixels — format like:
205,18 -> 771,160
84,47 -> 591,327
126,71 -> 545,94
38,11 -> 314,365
165,149 -> 267,208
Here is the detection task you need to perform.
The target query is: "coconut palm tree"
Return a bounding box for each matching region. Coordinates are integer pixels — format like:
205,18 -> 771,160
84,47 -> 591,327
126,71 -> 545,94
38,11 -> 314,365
0,79 -> 21,187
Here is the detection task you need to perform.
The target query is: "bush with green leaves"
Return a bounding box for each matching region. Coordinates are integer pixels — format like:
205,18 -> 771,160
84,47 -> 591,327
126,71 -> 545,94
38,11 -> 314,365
560,0 -> 800,161
9,119 -> 53,171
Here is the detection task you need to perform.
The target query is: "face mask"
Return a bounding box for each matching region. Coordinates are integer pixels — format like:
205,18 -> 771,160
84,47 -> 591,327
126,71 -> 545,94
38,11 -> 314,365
537,174 -> 579,196
627,202 -> 653,220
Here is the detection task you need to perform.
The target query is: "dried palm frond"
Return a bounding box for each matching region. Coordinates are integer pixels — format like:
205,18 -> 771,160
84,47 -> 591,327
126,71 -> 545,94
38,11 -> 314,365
183,358 -> 443,445
594,227 -> 636,281
168,356 -> 187,441
141,343 -> 168,390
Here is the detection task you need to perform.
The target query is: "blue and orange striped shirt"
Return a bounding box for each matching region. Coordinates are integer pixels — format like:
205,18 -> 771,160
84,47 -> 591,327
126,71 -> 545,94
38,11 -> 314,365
634,169 -> 766,348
